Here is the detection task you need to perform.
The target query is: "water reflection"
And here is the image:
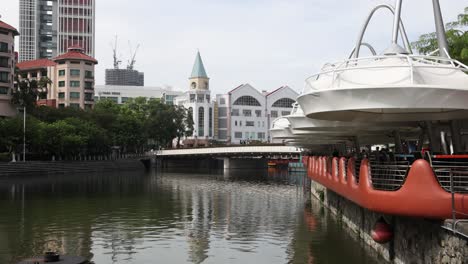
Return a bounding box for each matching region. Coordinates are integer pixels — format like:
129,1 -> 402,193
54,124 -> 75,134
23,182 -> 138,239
0,169 -> 379,264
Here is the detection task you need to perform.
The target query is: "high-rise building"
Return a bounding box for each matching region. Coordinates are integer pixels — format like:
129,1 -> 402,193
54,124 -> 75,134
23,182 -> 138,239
105,69 -> 144,86
19,0 -> 95,62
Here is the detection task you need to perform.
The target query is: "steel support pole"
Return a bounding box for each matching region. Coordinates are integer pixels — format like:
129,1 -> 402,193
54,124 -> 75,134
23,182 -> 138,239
450,120 -> 462,154
391,0 -> 403,44
23,107 -> 26,162
432,0 -> 450,58
393,131 -> 403,153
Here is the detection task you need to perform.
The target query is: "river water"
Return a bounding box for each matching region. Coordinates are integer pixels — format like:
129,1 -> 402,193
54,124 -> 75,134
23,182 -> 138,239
0,168 -> 380,264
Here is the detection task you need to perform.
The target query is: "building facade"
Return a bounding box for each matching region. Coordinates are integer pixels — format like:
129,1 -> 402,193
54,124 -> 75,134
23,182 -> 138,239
216,84 -> 298,144
19,0 -> 95,62
105,69 -> 144,86
174,51 -> 215,147
95,85 -> 182,105
0,20 -> 19,117
17,46 -> 97,109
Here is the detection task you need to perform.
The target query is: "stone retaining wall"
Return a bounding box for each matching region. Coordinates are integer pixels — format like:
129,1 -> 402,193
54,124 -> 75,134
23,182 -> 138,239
311,181 -> 468,264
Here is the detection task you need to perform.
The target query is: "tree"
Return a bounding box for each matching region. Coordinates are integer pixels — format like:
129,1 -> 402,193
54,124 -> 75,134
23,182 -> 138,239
11,75 -> 52,110
411,7 -> 468,65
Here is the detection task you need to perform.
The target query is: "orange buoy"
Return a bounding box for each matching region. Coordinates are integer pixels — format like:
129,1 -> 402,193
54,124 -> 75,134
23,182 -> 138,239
371,217 -> 393,244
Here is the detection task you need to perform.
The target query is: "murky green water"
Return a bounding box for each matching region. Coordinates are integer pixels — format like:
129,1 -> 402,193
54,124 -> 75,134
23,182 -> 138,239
0,168 -> 380,264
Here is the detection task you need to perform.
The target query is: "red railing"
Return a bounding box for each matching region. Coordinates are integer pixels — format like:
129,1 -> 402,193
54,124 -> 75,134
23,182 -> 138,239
304,155 -> 468,219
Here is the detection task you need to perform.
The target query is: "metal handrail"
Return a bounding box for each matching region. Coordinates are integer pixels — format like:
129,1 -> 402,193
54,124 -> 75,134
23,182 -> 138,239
303,54 -> 468,92
369,161 -> 410,191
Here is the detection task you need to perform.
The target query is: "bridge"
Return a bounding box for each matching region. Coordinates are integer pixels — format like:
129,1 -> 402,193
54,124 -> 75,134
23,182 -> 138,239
150,146 -> 303,169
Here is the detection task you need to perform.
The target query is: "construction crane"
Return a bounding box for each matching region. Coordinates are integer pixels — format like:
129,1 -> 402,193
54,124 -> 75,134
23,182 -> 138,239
127,41 -> 140,70
111,35 -> 121,69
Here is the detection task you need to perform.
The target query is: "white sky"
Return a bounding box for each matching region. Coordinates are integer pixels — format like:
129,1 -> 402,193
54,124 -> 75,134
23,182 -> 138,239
1,0 -> 466,94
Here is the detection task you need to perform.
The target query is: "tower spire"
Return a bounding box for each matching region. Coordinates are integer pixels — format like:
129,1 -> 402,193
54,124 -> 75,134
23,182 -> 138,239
190,51 -> 208,78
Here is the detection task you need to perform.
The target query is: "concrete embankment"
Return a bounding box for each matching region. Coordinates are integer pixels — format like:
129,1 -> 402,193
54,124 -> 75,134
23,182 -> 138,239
0,159 -> 145,176
311,181 -> 468,264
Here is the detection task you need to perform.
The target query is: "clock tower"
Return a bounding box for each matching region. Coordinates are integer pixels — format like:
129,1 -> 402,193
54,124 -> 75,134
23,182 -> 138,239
189,51 -> 209,90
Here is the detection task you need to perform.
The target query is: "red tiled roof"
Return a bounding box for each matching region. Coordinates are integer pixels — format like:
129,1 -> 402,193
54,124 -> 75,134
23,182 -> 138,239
16,58 -> 56,70
53,50 -> 98,64
0,20 -> 19,35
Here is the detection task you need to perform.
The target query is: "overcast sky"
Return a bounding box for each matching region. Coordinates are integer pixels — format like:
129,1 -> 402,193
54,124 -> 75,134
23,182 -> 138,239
1,0 -> 466,94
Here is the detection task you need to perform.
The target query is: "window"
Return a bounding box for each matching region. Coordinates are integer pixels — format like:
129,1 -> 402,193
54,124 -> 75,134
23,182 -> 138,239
206,94 -> 210,101
58,92 -> 65,99
218,130 -> 227,140
218,119 -> 227,129
70,69 -> 80,76
246,121 -> 254,127
243,109 -> 252,117
281,111 -> 291,116
219,98 -> 226,105
272,98 -> 295,108
233,96 -> 261,106
0,72 -> 8,83
271,110 -> 278,118
58,81 -> 65,87
84,104 -> 93,110
31,72 -> 37,78
198,107 -> 204,137
209,108 -> 213,137
69,103 -> 80,109
121,97 -> 129,103
191,82 -> 196,89
197,94 -> 204,103
0,42 -> 8,52
255,110 -> 261,117
70,81 -> 80,87
58,104 -> 65,109
84,93 -> 93,101
0,57 -> 8,67
85,70 -> 93,78
234,132 -> 242,139
258,132 -> 265,139
41,70 -> 47,77
239,121 -> 242,126
0,87 -> 8,94
108,97 -> 118,103
70,92 -> 80,99
218,107 -> 227,117
85,81 -> 93,89
58,70 -> 65,76
21,73 -> 27,78
234,121 -> 237,126
232,109 -> 239,116
70,61 -> 80,64
190,94 -> 195,101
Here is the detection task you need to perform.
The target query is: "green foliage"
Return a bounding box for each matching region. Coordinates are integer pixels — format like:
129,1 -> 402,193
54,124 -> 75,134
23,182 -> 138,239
411,7 -> 468,65
11,76 -> 52,110
0,97 -> 194,160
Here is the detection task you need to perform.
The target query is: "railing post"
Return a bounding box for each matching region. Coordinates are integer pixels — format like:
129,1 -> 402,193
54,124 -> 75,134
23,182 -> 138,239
450,170 -> 455,233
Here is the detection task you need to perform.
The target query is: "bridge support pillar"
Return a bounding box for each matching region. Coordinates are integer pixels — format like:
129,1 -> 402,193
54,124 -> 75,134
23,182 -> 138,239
223,158 -> 268,170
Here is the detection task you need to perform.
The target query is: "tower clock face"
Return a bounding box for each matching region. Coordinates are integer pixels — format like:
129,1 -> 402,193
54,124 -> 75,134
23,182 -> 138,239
191,82 -> 197,89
